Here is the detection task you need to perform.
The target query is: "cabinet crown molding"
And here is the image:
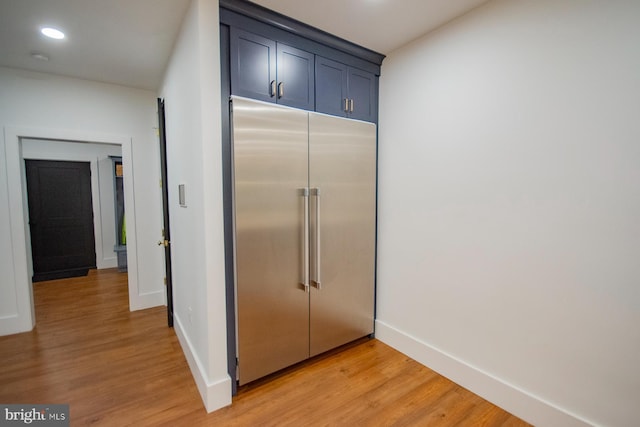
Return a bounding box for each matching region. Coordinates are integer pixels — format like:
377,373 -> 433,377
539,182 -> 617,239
220,0 -> 385,66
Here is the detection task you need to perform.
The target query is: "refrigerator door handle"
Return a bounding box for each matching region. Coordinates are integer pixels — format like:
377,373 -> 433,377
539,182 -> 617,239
312,188 -> 322,290
302,188 -> 310,292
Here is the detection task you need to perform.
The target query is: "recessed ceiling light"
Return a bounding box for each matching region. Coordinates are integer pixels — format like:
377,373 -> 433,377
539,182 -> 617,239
41,27 -> 65,40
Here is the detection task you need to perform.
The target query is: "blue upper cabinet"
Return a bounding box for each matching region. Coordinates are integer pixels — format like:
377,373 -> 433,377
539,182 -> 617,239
347,68 -> 376,122
231,28 -> 314,110
316,56 -> 376,122
221,2 -> 383,123
230,28 -> 276,103
277,44 -> 315,110
315,57 -> 348,117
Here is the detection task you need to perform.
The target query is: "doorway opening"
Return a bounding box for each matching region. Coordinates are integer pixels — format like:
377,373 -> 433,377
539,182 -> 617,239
22,139 -> 129,309
4,126 -> 141,332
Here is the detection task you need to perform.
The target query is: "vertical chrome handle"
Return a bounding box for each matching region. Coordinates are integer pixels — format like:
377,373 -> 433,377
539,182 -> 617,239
312,188 -> 321,289
344,98 -> 349,112
349,99 -> 355,113
270,80 -> 276,97
278,82 -> 284,98
302,188 -> 310,292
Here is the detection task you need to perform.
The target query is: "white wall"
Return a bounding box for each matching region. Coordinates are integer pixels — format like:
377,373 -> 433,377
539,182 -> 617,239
0,67 -> 165,335
159,0 -> 231,412
22,139 -> 122,270
377,1 -> 640,426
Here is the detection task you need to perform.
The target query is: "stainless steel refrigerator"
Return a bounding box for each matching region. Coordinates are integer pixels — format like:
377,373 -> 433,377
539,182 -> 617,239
231,96 -> 376,385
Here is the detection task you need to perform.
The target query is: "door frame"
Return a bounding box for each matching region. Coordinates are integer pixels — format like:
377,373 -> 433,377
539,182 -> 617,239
3,125 -> 140,333
157,98 -> 174,327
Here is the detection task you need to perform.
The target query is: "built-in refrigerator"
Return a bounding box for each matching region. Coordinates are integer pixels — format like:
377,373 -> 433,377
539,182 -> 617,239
231,96 -> 376,385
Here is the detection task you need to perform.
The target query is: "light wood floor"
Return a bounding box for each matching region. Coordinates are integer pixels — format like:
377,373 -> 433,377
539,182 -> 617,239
0,269 -> 530,426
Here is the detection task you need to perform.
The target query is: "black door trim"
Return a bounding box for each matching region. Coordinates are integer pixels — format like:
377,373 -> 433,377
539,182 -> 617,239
158,98 -> 174,328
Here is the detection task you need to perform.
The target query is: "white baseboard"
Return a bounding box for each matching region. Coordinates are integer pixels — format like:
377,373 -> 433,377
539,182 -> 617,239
174,313 -> 232,413
0,313 -> 33,336
97,257 -> 117,269
129,291 -> 166,311
375,320 -> 592,427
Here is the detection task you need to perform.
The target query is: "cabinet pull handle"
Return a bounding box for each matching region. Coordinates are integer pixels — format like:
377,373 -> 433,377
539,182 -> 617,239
302,188 -> 310,292
349,99 -> 355,113
278,82 -> 284,98
270,80 -> 276,97
344,98 -> 349,112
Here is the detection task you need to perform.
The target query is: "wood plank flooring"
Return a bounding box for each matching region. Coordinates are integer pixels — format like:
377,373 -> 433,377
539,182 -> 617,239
0,268 -> 530,426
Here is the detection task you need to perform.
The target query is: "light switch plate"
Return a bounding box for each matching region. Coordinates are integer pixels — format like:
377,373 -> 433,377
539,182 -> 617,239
178,184 -> 186,207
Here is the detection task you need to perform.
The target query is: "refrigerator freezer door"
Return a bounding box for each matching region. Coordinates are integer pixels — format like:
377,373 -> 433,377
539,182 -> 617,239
232,97 -> 310,385
309,113 -> 377,357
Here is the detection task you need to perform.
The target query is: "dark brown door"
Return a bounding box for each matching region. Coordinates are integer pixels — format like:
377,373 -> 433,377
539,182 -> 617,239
25,160 -> 96,282
158,98 -> 174,327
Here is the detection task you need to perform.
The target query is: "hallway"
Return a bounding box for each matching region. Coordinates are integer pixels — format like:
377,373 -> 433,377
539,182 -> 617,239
0,269 -> 528,425
0,269 -> 202,424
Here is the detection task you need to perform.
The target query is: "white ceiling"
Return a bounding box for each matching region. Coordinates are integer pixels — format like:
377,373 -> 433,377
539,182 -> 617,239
0,0 -> 191,90
0,0 -> 488,91
250,0 -> 490,54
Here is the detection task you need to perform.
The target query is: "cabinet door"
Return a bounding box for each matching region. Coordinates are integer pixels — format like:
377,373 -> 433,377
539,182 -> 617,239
277,44 -> 315,110
230,28 -> 276,103
348,68 -> 376,122
232,97 -> 310,385
308,113 -> 376,357
315,56 -> 348,117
